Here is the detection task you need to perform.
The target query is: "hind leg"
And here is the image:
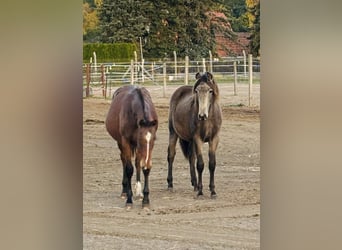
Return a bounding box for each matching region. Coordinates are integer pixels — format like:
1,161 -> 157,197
167,129 -> 178,191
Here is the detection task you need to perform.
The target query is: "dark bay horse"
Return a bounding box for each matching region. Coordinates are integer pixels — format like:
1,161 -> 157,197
167,72 -> 222,198
106,85 -> 158,208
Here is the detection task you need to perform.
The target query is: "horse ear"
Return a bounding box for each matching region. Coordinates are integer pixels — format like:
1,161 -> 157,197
206,72 -> 213,81
195,72 -> 201,79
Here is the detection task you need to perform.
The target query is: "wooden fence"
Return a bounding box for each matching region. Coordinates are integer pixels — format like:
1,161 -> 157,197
83,55 -> 260,106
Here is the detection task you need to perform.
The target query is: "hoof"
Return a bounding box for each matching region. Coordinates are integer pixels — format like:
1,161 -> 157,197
120,193 -> 127,199
193,186 -> 199,192
211,193 -> 217,199
168,187 -> 174,192
196,193 -> 205,200
197,190 -> 203,196
142,202 -> 150,209
126,203 -> 133,211
142,197 -> 150,206
136,194 -> 143,201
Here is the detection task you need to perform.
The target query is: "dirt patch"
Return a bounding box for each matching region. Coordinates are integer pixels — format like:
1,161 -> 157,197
83,84 -> 260,249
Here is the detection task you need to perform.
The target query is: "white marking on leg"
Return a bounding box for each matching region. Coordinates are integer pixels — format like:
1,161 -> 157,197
145,132 -> 152,165
135,181 -> 143,198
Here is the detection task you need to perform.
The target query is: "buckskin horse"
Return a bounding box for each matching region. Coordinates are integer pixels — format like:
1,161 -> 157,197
167,72 -> 222,198
106,85 -> 158,208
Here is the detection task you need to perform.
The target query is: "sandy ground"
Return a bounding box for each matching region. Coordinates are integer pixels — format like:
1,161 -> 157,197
83,83 -> 260,249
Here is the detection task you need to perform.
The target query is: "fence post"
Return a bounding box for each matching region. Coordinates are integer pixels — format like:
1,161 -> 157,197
141,58 -> 145,83
101,64 -> 105,97
173,51 -> 177,79
243,50 -> 247,77
134,51 -> 138,82
105,66 -> 108,99
248,54 -> 253,106
93,51 -> 97,74
209,50 -> 213,73
185,56 -> 189,85
130,60 -> 134,85
106,66 -> 111,98
86,63 -> 91,97
202,58 -> 206,73
233,61 -> 238,96
151,62 -> 154,81
163,63 -> 167,98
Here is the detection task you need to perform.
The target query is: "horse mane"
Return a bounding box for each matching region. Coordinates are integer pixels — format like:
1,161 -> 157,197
135,87 -> 146,116
135,87 -> 157,127
193,72 -> 219,101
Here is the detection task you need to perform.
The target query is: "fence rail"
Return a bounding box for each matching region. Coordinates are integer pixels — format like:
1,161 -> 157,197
83,55 -> 260,106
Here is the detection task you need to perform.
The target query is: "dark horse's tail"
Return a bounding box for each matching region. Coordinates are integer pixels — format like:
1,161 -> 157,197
179,139 -> 193,160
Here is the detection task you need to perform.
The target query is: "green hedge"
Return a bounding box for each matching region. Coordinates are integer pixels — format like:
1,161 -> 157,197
83,43 -> 137,62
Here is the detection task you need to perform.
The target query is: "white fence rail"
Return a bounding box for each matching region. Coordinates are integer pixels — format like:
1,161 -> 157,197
83,56 -> 260,106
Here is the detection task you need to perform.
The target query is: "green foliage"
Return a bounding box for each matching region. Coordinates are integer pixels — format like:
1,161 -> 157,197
98,0 -> 150,43
143,0 -> 216,60
231,13 -> 249,32
248,1 -> 260,57
85,0 -> 259,59
219,0 -> 249,32
83,2 -> 100,42
83,0 -> 96,8
97,0 -> 235,60
83,43 -> 137,62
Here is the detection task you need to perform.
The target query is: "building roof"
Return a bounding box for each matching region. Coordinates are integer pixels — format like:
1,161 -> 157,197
207,11 -> 251,57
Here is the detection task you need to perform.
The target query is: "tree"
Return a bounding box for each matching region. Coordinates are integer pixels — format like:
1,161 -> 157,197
246,0 -> 260,56
83,1 -> 100,42
219,0 -> 249,32
98,0 -> 151,44
83,3 -> 98,35
139,0 -> 176,59
95,0 -> 238,60
144,0 -> 234,60
146,0 -> 216,60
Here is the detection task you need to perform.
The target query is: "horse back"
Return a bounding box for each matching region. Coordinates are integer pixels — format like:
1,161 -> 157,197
105,86 -> 136,141
105,86 -> 128,142
169,86 -> 195,140
169,85 -> 193,114
106,85 -> 158,142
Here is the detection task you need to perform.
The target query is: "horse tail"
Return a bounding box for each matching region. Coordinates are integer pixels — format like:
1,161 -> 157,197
179,139 -> 193,160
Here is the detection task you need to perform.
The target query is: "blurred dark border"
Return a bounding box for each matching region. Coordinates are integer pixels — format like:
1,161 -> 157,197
0,1 -> 83,249
262,0 -> 342,249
